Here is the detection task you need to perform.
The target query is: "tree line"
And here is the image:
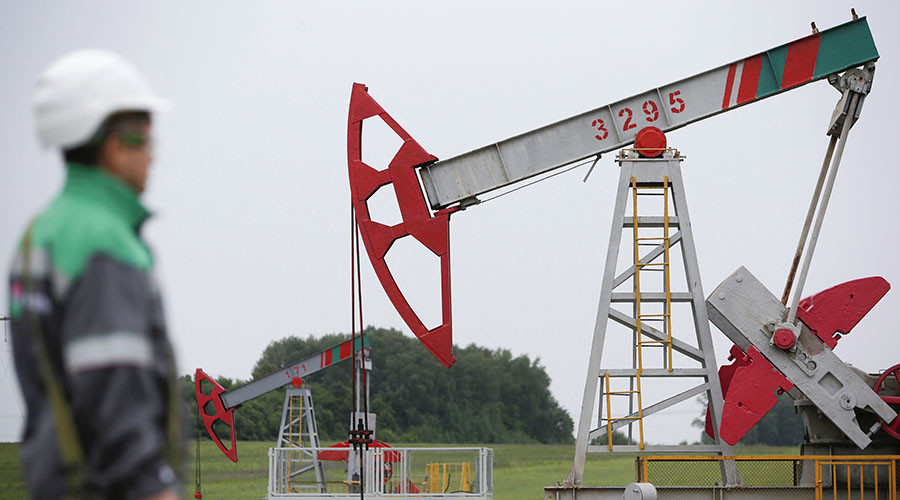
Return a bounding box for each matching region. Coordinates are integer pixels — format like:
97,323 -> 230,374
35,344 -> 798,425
181,327 -> 574,445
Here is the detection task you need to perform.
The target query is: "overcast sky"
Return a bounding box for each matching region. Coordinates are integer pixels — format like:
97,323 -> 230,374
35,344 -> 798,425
2,1 -> 899,455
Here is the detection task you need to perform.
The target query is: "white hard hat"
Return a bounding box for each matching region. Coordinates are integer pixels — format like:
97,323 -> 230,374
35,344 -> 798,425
34,49 -> 170,150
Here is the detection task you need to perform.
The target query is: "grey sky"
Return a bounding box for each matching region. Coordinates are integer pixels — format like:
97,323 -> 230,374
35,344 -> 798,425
2,1 -> 899,449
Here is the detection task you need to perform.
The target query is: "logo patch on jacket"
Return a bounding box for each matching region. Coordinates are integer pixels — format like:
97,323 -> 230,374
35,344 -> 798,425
9,280 -> 51,318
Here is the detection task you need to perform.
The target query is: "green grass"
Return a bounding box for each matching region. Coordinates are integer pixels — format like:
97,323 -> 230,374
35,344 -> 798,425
0,442 -> 27,500
0,441 -> 799,500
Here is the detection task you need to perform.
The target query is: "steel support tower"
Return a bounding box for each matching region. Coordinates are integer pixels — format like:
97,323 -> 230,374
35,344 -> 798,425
275,386 -> 326,493
566,148 -> 737,486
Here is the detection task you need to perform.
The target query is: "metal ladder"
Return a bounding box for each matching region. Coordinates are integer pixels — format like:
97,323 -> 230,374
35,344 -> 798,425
631,175 -> 674,376
603,175 -> 676,450
568,148 -> 739,486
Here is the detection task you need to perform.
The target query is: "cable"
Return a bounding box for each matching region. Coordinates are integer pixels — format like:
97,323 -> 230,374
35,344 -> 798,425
356,220 -> 368,425
0,317 -> 25,420
477,158 -> 596,205
350,204 -> 358,419
349,203 -> 366,500
194,408 -> 202,499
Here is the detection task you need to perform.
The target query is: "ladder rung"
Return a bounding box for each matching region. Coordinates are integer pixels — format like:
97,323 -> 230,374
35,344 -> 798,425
607,390 -> 640,395
638,340 -> 672,345
612,292 -> 692,302
639,313 -> 670,318
636,237 -> 667,241
636,262 -> 667,267
624,217 -> 679,228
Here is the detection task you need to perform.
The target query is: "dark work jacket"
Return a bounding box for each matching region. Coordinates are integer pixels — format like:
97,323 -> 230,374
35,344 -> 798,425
8,164 -> 184,500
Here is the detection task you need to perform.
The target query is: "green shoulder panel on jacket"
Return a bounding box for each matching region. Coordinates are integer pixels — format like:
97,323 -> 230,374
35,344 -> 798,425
31,194 -> 152,281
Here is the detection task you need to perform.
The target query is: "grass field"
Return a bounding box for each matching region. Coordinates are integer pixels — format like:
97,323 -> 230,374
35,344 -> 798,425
0,441 -> 798,500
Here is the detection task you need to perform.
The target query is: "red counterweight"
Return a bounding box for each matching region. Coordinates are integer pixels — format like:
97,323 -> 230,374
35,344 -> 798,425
195,368 -> 237,462
706,276 -> 890,445
796,276 -> 890,349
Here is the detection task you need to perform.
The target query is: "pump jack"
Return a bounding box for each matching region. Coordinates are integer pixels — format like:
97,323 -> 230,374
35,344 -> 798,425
195,335 -> 371,463
345,13 -> 898,494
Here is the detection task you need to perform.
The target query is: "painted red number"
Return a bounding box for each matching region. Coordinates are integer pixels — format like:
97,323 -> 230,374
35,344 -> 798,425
285,370 -> 291,377
642,100 -> 659,122
592,118 -> 609,141
618,108 -> 636,131
669,91 -> 685,113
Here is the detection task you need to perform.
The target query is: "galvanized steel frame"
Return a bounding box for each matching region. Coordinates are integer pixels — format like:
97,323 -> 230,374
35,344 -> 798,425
419,19 -> 878,210
566,154 -> 736,486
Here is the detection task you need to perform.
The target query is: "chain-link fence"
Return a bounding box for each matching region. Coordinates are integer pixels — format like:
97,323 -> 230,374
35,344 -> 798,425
636,455 -> 898,500
268,446 -> 493,498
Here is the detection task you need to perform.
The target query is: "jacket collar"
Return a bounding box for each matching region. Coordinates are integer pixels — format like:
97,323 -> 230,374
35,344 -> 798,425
63,163 -> 150,229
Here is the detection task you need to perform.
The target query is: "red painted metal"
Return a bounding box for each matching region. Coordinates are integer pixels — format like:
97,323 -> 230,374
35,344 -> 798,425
736,54 -> 763,105
705,345 -> 752,439
781,33 -> 821,89
705,345 -> 794,444
773,328 -> 796,350
796,276 -> 890,349
195,368 -> 238,462
347,83 -> 457,368
874,363 -> 900,440
317,439 -> 401,462
708,277 -> 892,443
634,126 -> 666,157
718,346 -> 794,445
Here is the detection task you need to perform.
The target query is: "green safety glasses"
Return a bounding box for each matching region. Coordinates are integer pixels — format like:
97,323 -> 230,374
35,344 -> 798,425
117,131 -> 152,150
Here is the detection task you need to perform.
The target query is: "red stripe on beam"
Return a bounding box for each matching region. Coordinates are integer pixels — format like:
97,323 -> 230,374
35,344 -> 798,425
324,349 -> 333,366
339,340 -> 351,360
722,63 -> 737,110
736,55 -> 763,104
781,34 -> 820,89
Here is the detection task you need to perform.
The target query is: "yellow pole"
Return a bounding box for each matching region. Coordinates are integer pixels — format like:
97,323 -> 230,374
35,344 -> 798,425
606,373 -> 613,451
663,176 -> 672,372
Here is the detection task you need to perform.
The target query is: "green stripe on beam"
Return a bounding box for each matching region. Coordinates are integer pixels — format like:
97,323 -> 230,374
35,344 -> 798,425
813,18 -> 879,79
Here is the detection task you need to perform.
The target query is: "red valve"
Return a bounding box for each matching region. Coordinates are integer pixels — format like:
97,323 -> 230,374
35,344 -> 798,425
773,328 -> 796,349
635,126 -> 666,157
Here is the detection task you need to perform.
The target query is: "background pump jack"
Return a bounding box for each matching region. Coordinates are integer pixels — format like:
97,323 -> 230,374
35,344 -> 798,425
346,12 -> 899,495
195,336 -> 375,490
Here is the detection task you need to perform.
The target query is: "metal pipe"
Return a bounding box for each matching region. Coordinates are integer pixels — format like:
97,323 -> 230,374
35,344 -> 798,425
781,135 -> 838,305
787,93 -> 859,325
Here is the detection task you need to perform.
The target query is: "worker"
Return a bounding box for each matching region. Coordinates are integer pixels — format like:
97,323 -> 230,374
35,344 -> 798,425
8,50 -> 184,500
